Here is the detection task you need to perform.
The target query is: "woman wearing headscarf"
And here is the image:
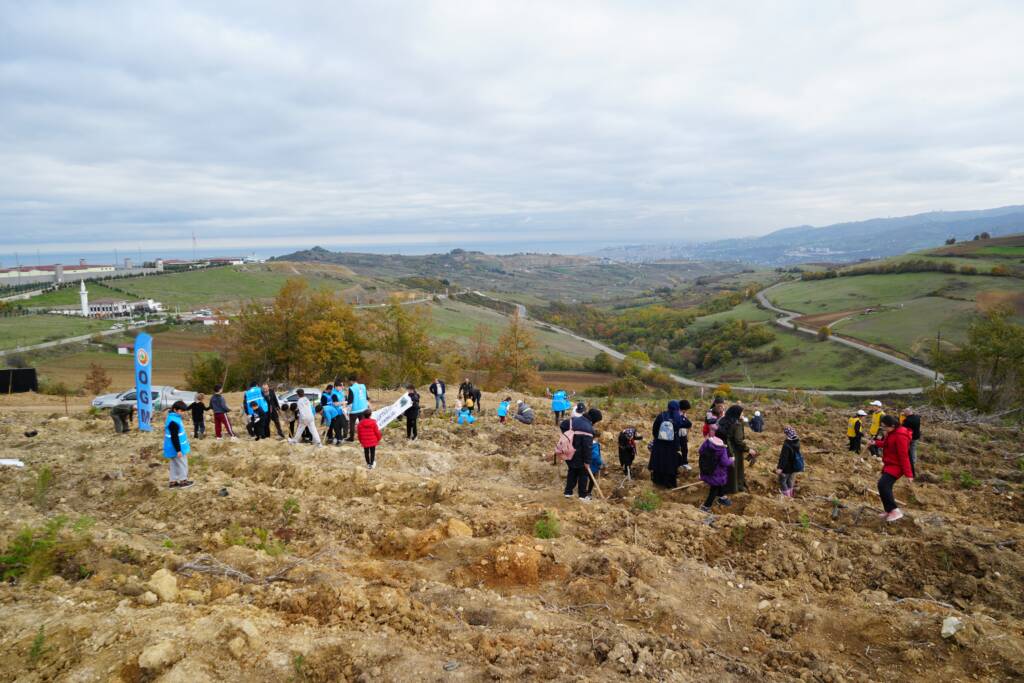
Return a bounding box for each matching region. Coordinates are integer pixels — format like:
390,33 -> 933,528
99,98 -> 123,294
716,404 -> 757,494
648,400 -> 684,488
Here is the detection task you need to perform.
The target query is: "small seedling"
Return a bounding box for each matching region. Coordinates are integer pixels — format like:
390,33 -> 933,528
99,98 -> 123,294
28,626 -> 46,665
959,471 -> 978,489
71,516 -> 95,534
941,470 -> 953,483
633,491 -> 662,512
730,525 -> 746,546
162,539 -> 176,549
799,512 -> 811,530
534,511 -> 561,539
282,497 -> 300,527
292,654 -> 307,681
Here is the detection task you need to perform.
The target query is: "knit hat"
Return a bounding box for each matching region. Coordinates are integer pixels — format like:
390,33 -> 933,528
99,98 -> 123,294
784,426 -> 798,440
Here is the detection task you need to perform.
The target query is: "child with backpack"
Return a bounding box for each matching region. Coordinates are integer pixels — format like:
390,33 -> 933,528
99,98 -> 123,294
497,396 -> 511,424
618,426 -> 638,476
775,426 -> 804,498
697,429 -> 734,512
357,409 -> 382,470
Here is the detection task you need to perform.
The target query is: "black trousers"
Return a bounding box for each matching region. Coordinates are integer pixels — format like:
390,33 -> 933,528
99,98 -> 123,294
363,446 -> 376,466
878,472 -> 899,512
347,414 -> 358,441
406,416 -> 418,439
703,484 -> 725,508
254,415 -> 270,439
193,418 -> 205,438
554,410 -> 565,425
564,466 -> 588,497
268,411 -> 284,438
848,436 -> 861,452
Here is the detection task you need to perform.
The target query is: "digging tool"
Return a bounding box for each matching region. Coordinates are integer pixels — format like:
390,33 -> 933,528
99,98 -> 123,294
585,464 -> 605,500
670,481 -> 703,492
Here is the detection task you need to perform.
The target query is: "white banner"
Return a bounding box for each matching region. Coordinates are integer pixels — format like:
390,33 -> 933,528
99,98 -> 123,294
371,393 -> 413,430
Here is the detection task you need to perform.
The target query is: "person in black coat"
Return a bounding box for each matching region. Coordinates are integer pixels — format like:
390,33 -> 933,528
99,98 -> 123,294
405,385 -> 421,440
648,400 -> 684,488
262,383 -> 284,439
560,408 -> 602,500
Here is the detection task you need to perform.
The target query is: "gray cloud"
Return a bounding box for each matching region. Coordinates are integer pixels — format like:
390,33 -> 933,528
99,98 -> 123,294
2,0 -> 1023,256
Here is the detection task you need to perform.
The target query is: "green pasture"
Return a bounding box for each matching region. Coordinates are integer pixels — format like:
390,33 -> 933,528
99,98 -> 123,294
0,314 -> 114,350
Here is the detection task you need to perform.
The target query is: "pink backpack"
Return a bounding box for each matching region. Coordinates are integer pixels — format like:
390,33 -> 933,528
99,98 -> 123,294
553,425 -> 577,463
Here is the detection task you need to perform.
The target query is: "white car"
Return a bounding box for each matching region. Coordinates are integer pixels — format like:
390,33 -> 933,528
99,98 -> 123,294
279,387 -> 323,410
92,386 -> 197,411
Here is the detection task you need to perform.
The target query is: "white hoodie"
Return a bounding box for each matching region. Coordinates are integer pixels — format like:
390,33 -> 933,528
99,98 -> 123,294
295,396 -> 315,422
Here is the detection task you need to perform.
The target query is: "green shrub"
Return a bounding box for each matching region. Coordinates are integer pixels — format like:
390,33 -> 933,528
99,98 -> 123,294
730,525 -> 746,545
534,511 -> 561,539
32,466 -> 54,509
633,491 -> 662,512
28,626 -> 46,666
0,516 -> 93,582
959,471 -> 979,489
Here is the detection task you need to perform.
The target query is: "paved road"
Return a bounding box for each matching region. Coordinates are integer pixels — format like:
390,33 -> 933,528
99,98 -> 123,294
533,318 -> 925,396
755,283 -> 942,381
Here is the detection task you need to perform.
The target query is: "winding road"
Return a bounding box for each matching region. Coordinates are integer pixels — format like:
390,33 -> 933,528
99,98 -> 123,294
755,283 -> 942,382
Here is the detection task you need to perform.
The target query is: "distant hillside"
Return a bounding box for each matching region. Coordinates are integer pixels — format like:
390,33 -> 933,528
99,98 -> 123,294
594,205 -> 1024,266
272,247 -> 739,303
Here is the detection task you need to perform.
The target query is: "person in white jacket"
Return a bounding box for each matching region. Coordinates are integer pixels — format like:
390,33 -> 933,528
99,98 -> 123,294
289,389 -> 322,447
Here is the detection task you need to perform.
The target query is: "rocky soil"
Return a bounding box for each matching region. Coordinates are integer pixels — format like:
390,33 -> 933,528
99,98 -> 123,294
1,391 -> 1022,682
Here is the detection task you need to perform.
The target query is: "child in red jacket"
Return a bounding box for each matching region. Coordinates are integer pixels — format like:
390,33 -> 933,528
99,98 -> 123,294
875,414 -> 914,522
357,409 -> 382,470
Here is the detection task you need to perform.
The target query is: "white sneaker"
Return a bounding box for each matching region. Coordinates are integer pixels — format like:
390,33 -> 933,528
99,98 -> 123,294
371,461 -> 377,469
563,493 -> 573,499
230,436 -> 238,441
885,509 -> 904,522
579,496 -> 592,503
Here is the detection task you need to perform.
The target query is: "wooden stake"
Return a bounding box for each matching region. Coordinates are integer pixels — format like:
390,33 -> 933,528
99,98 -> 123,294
670,481 -> 703,492
585,465 -> 605,500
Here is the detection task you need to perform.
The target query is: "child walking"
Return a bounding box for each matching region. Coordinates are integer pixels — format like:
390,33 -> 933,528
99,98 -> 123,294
164,401 -> 193,489
697,429 -> 733,512
210,384 -> 236,439
357,409 -> 382,469
775,426 -> 803,498
188,393 -> 211,438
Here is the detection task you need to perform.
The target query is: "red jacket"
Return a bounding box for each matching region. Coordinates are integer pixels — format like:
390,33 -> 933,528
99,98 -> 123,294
357,417 -> 382,448
878,426 -> 913,479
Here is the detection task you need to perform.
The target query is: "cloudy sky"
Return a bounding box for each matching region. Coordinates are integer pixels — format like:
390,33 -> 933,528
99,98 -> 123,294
2,0 -> 1023,258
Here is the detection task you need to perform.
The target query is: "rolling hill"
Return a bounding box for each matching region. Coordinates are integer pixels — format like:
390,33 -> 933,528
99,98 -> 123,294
593,204 -> 1024,266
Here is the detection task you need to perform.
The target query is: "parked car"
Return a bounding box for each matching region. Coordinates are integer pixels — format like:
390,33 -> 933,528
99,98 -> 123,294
92,386 -> 197,411
279,388 -> 323,411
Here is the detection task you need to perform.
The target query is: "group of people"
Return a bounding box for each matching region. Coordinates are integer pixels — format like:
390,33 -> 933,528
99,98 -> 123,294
157,375 -> 920,522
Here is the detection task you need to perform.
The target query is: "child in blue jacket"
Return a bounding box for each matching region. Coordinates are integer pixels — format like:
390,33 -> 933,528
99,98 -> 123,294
497,397 -> 511,424
584,431 -> 604,497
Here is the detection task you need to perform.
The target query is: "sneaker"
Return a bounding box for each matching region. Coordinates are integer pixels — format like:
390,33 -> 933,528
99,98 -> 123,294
168,481 -> 181,489
885,509 -> 904,522
699,504 -> 712,513
717,497 -> 733,507
370,461 -> 377,470
230,436 -> 239,442
215,437 -> 222,441
366,463 -> 373,470
878,511 -> 890,519
579,496 -> 592,503
681,464 -> 692,472
178,480 -> 194,489
563,493 -> 573,499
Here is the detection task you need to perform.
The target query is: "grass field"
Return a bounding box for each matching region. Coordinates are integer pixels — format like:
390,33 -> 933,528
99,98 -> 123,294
974,245 -> 1024,257
29,326 -> 223,389
768,272 -> 1023,315
23,282 -> 134,307
687,300 -> 775,331
427,300 -> 596,360
830,297 -> 976,358
539,370 -> 618,393
0,314 -> 114,350
689,326 -> 925,390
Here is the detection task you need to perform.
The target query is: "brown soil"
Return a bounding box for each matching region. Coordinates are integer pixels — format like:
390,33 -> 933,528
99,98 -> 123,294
976,290 -> 1024,316
540,371 -> 618,392
1,391 -> 1023,681
795,310 -> 860,329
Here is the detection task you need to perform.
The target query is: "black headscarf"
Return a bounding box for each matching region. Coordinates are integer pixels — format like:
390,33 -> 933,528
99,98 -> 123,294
715,404 -> 744,439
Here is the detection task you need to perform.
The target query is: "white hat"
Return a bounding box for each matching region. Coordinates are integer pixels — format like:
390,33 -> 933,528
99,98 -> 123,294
754,411 -> 761,417
869,400 -> 883,407
857,410 -> 867,416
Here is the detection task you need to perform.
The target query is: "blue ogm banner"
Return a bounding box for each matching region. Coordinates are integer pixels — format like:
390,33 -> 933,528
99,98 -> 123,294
134,332 -> 154,431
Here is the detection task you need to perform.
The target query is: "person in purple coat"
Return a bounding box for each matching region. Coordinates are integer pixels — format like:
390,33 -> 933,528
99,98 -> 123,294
697,431 -> 734,512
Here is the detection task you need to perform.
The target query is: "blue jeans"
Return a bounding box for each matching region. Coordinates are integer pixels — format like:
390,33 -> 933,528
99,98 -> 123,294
435,394 -> 446,410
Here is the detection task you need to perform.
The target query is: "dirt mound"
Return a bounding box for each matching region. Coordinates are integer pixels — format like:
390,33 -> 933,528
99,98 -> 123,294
1,391 -> 1023,681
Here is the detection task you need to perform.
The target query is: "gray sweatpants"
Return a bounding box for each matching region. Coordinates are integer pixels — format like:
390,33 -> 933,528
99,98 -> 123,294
778,472 -> 796,491
169,456 -> 188,482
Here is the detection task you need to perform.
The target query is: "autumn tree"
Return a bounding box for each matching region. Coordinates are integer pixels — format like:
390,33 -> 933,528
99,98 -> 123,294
489,310 -> 540,390
231,279 -> 365,384
83,362 -> 111,395
933,307 -> 1024,412
370,297 -> 435,386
